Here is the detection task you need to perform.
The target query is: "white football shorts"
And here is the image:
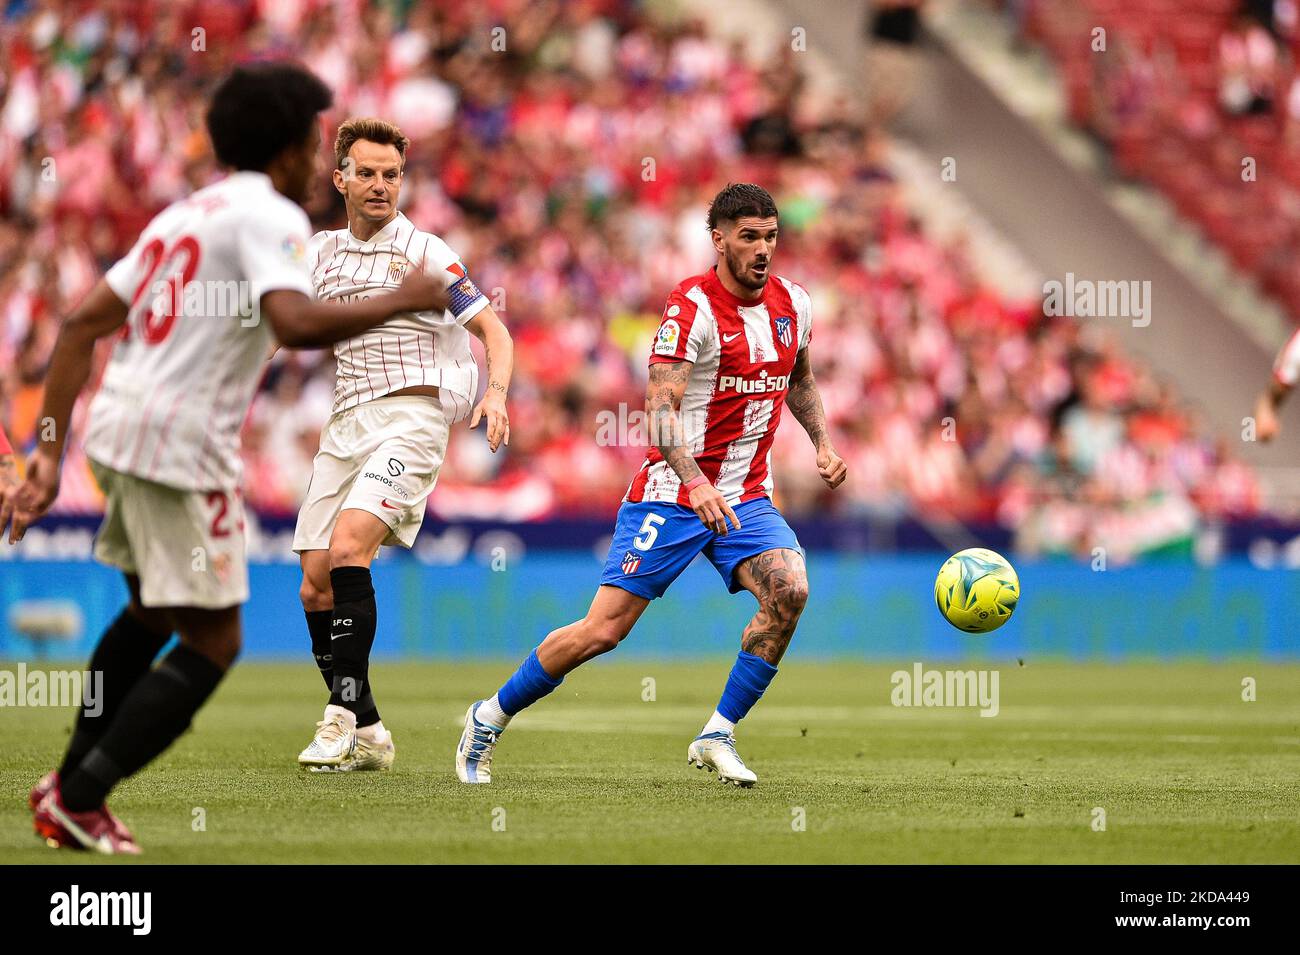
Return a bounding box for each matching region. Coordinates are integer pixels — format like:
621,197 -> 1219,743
292,394 -> 450,553
89,460 -> 250,609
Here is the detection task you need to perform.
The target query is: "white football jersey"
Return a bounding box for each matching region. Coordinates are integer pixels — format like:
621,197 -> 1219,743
84,171 -> 314,492
1274,327 -> 1300,387
311,213 -> 488,422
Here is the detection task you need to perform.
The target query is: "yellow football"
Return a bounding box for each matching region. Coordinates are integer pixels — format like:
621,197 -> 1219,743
935,547 -> 1020,633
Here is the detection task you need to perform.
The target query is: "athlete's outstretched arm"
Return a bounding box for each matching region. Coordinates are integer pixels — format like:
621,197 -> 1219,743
1,280 -> 128,543
785,345 -> 846,490
260,268 -> 450,348
646,360 -> 740,534
466,306 -> 512,452
1254,378 -> 1289,443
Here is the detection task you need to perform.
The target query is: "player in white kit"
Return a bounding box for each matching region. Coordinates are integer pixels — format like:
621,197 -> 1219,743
293,119 -> 513,772
0,64 -> 452,854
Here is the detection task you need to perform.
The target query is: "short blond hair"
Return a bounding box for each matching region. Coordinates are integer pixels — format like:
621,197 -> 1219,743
334,117 -> 409,170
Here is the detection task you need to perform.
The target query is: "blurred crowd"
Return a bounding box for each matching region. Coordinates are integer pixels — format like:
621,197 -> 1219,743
0,0 -> 1262,555
1020,0 -> 1300,321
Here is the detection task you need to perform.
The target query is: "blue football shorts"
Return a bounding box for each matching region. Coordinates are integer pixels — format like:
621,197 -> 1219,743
599,497 -> 803,599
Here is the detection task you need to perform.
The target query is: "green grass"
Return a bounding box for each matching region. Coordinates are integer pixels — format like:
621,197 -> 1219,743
2,660 -> 1298,863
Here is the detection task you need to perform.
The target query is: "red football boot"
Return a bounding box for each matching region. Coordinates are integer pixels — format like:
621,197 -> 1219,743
34,788 -> 142,855
32,770 -> 133,843
28,770 -> 57,811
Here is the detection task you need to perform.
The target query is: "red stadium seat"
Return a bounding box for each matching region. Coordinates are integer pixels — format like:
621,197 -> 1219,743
1033,0 -> 1300,326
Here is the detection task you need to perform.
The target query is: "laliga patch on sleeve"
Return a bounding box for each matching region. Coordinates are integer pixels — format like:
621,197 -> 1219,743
447,272 -> 486,317
654,319 -> 681,356
281,235 -> 306,262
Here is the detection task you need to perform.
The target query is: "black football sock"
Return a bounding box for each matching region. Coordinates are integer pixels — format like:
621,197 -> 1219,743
355,676 -> 380,729
58,607 -> 173,780
327,566 -> 377,716
311,605 -> 380,726
305,609 -> 334,692
60,644 -> 225,812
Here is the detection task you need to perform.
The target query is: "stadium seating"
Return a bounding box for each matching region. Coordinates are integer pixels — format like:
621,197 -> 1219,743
1024,0 -> 1300,314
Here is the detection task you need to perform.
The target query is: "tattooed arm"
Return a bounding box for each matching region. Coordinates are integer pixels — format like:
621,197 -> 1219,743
466,305 -> 512,452
786,346 -> 847,489
647,360 -> 700,481
647,360 -> 740,534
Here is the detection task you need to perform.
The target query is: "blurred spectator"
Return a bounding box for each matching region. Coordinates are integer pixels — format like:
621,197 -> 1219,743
1219,12 -> 1279,116
864,0 -> 927,124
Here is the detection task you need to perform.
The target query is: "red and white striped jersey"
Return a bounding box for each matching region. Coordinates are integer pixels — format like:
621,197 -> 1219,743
1274,326 -> 1300,387
626,266 -> 813,507
311,213 -> 488,422
84,171 -> 314,492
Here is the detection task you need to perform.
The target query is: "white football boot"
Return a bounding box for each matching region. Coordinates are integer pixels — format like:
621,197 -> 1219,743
455,702 -> 503,784
687,732 -> 758,787
297,710 -> 357,770
309,724 -> 395,773
347,725 -> 395,771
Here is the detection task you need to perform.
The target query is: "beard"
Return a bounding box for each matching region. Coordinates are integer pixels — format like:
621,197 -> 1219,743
725,247 -> 768,291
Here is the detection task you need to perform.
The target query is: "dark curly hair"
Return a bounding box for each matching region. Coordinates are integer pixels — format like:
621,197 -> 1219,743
206,62 -> 333,172
706,182 -> 779,231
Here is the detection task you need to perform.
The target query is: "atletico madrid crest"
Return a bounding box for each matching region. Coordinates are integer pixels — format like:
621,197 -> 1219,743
774,315 -> 793,348
621,551 -> 642,574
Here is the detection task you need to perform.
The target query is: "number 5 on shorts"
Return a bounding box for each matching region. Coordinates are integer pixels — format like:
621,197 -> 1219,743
633,513 -> 666,551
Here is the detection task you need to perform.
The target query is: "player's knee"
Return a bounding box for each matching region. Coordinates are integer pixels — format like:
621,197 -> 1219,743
299,578 -> 332,612
126,600 -> 172,639
583,620 -> 625,657
586,631 -> 622,657
214,637 -> 242,670
182,630 -> 241,670
328,538 -> 370,570
789,577 -> 810,613
770,577 -> 809,623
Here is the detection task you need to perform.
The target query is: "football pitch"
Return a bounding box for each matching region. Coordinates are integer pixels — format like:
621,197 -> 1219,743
2,660 -> 1298,864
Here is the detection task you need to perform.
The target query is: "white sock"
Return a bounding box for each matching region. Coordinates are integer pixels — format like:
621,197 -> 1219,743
324,704 -> 357,730
356,720 -> 386,742
476,694 -> 510,730
701,710 -> 735,736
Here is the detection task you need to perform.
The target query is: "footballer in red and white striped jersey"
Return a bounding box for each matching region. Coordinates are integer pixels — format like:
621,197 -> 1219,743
625,264 -> 812,508
455,183 -> 845,790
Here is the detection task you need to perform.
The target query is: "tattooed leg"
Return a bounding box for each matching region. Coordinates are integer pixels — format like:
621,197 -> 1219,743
733,548 -> 810,664
694,548 -> 809,751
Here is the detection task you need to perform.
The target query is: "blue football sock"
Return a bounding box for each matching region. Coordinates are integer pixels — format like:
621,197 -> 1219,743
496,649 -> 563,716
716,650 -> 779,723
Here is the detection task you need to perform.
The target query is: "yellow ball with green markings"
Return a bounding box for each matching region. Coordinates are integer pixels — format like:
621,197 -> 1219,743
935,547 -> 1020,633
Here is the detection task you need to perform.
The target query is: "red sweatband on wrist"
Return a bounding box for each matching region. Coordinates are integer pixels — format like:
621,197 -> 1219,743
0,425 -> 12,456
683,475 -> 708,493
